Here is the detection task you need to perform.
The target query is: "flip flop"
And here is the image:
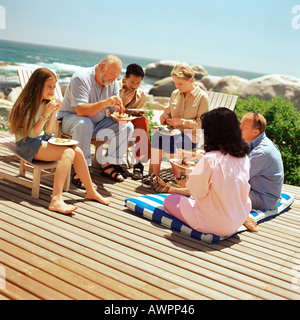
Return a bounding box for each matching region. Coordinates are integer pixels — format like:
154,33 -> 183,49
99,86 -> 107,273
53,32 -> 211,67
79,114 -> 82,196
71,173 -> 86,190
100,164 -> 124,182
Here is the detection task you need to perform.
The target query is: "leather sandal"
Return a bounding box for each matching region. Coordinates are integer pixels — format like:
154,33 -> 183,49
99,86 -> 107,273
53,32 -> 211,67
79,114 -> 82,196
150,173 -> 171,193
71,173 -> 86,190
113,164 -> 132,179
100,164 -> 124,182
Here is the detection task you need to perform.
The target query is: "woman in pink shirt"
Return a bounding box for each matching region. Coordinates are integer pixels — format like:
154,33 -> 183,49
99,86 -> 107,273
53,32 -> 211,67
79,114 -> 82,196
157,108 -> 256,236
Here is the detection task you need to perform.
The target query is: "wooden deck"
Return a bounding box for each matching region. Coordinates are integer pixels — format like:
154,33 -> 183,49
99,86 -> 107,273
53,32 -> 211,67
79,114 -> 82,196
1,130 -> 300,300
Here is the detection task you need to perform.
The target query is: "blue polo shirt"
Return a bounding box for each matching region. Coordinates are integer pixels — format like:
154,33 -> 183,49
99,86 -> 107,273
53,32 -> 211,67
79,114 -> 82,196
249,132 -> 284,210
57,66 -> 119,123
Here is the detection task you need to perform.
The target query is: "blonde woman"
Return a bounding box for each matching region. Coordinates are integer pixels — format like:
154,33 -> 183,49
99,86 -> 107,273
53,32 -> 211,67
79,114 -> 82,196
144,62 -> 209,187
9,68 -> 109,214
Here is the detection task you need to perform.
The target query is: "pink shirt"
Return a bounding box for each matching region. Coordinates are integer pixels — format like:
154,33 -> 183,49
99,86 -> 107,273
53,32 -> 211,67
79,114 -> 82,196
180,151 -> 251,236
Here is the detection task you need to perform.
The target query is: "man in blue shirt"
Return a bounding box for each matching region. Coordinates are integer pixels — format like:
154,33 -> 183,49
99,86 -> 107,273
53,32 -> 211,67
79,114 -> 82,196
240,111 -> 284,211
58,55 -> 134,183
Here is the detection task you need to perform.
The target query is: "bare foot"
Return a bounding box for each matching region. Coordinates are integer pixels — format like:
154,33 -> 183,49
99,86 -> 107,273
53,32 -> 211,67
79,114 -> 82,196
86,190 -> 110,206
49,198 -> 78,214
243,215 -> 258,232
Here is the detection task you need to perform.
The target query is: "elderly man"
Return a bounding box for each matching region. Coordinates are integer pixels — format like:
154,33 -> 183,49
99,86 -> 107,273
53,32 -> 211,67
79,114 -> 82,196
57,55 -> 134,183
119,63 -> 150,180
240,111 -> 284,211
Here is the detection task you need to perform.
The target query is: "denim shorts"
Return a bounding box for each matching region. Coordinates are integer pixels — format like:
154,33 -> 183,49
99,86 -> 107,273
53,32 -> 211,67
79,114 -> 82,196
15,135 -> 52,162
151,131 -> 197,154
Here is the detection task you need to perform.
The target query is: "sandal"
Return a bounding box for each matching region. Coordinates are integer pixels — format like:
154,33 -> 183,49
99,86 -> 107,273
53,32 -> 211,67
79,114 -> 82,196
100,164 -> 124,182
113,164 -> 132,179
132,162 -> 144,180
150,173 -> 171,193
71,173 -> 86,190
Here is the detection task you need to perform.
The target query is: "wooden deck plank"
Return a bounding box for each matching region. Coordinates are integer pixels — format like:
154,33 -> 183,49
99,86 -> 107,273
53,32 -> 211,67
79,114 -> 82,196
1,131 -> 300,300
0,205 -> 186,300
0,186 -> 292,299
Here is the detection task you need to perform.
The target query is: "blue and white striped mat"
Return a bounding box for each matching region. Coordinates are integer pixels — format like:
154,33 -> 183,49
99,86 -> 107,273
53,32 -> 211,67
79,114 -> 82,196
124,192 -> 294,244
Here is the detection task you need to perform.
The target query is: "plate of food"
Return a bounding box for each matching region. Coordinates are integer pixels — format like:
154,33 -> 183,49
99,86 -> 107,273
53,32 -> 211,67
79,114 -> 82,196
126,108 -> 147,116
48,137 -> 79,146
156,125 -> 182,136
111,111 -> 137,123
170,157 -> 199,175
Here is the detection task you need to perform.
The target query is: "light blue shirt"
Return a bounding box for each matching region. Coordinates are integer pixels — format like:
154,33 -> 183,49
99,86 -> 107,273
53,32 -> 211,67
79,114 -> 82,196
57,66 -> 119,123
249,132 -> 284,210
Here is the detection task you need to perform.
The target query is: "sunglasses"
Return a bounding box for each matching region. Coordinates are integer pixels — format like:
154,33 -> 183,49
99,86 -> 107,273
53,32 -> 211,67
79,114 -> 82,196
251,111 -> 261,132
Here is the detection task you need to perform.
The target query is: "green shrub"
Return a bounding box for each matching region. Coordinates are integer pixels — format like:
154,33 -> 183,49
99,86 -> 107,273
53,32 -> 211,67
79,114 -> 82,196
144,103 -> 158,140
234,95 -> 300,186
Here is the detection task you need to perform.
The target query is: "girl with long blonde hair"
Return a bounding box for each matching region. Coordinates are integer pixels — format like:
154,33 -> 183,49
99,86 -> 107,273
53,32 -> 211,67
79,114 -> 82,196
9,68 -> 109,214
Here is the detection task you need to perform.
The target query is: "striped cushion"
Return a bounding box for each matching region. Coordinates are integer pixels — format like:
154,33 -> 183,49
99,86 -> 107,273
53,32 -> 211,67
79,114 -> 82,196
124,192 -> 294,244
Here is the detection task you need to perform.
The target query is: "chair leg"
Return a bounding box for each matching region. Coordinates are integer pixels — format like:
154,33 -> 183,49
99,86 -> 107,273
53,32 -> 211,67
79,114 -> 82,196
92,140 -> 106,167
32,167 -> 41,199
19,159 -> 26,176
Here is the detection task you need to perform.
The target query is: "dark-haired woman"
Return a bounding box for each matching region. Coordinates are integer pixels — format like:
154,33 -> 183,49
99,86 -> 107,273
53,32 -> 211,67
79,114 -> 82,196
159,107 -> 256,236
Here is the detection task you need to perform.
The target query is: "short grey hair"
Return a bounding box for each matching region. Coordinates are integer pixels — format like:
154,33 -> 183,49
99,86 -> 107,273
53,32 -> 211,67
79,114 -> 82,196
98,55 -> 122,69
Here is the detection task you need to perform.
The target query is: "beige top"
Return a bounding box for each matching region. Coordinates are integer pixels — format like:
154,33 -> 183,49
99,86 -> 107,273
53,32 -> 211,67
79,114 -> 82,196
118,79 -> 147,109
163,86 -> 209,142
15,103 -> 50,142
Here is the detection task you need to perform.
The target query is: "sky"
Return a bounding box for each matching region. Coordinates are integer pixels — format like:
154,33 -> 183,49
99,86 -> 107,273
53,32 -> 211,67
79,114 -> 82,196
0,0 -> 300,77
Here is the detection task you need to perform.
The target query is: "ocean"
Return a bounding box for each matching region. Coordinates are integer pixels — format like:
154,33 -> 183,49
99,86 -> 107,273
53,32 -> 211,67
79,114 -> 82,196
0,39 -> 265,94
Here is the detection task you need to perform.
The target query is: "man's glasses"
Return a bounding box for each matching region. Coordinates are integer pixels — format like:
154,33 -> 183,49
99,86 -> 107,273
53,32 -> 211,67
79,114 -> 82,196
251,111 -> 261,132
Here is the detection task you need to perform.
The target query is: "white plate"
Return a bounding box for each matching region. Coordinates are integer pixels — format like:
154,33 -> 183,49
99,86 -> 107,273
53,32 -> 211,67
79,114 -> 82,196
170,158 -> 196,174
111,114 -> 137,122
157,125 -> 181,136
48,137 -> 79,146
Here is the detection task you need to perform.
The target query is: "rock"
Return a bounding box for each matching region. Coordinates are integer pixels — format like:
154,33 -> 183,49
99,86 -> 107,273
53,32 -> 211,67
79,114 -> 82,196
0,105 -> 12,130
200,75 -> 222,90
7,86 -> 22,103
191,64 -> 208,80
145,61 -> 181,78
195,81 -> 207,91
0,61 -> 17,67
238,74 -> 300,110
145,60 -> 208,79
149,76 -> 176,97
212,76 -> 249,94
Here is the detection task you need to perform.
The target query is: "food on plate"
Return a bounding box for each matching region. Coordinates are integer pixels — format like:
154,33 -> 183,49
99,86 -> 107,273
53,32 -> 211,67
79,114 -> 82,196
54,138 -> 72,144
112,111 -> 130,119
181,157 -> 199,167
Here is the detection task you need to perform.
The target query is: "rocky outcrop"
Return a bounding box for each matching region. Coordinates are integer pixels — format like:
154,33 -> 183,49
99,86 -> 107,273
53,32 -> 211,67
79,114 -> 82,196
146,60 -> 300,110
211,76 -> 249,95
149,76 -> 176,97
200,75 -> 222,91
145,60 -> 208,80
238,75 -> 300,108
